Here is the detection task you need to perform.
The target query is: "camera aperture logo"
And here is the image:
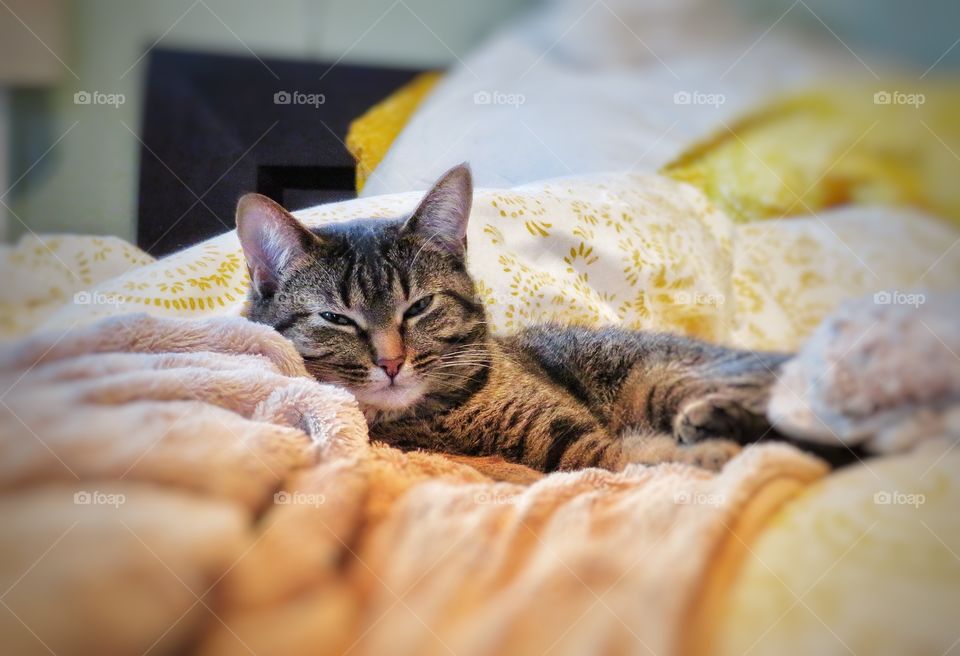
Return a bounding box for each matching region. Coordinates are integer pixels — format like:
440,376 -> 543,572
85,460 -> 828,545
873,490 -> 924,508
673,90 -> 725,108
873,290 -> 925,308
672,291 -> 725,307
74,90 -> 125,108
673,491 -> 725,506
473,90 -> 526,108
873,90 -> 925,108
275,290 -> 321,305
274,90 -> 326,108
474,489 -> 520,505
74,291 -> 126,308
274,490 -> 326,507
74,490 -> 125,508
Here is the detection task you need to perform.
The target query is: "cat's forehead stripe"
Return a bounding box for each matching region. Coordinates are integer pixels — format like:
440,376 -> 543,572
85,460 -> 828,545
334,237 -> 409,320
337,251 -> 355,308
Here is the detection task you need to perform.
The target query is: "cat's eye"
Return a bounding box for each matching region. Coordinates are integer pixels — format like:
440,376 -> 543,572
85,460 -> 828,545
404,295 -> 434,319
319,311 -> 355,327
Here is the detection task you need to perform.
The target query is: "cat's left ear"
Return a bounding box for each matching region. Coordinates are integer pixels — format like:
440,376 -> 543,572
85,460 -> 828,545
402,163 -> 472,256
236,193 -> 319,298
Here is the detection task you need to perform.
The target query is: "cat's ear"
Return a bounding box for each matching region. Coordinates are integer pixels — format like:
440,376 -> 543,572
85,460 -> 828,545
402,163 -> 472,256
236,193 -> 318,297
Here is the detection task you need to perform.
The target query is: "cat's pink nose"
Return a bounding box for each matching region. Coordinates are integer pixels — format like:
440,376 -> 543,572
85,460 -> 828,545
377,357 -> 404,379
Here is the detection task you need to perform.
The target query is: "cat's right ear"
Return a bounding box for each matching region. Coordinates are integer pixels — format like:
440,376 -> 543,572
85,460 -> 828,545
236,193 -> 318,298
402,163 -> 473,256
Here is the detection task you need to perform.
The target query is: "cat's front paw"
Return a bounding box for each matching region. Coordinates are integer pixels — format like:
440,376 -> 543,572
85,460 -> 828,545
674,392 -> 771,444
675,438 -> 741,471
620,433 -> 741,471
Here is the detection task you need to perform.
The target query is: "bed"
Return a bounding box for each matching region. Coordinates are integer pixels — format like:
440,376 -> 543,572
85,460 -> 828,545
1,1 -> 958,654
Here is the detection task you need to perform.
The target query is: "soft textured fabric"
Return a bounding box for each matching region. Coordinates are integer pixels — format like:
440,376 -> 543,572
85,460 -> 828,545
769,292 -> 960,450
0,312 -> 828,656
33,174 -> 960,353
5,306 -> 957,655
0,314 -> 365,507
700,440 -> 960,656
688,293 -> 960,656
0,234 -> 153,340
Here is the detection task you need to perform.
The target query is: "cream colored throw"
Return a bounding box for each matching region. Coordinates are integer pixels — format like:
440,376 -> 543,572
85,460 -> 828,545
0,313 -> 827,656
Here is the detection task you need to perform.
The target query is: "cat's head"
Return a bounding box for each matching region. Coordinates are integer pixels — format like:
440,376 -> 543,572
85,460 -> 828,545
236,164 -> 488,417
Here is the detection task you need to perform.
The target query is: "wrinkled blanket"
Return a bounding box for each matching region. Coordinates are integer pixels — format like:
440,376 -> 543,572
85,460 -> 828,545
0,312 -> 827,656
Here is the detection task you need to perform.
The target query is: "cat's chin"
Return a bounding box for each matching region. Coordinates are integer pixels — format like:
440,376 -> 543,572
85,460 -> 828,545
352,381 -> 427,416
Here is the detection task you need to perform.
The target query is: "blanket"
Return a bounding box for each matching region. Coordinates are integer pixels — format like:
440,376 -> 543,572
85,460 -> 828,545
0,313 -> 827,656
5,298 -> 959,655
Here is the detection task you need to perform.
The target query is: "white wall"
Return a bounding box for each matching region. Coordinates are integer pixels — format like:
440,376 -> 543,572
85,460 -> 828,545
6,0 -> 533,242
0,89 -> 8,240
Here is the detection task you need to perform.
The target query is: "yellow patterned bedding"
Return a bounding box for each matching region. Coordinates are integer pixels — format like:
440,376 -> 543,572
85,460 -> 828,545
0,235 -> 153,339
665,85 -> 960,226
27,172 -> 960,354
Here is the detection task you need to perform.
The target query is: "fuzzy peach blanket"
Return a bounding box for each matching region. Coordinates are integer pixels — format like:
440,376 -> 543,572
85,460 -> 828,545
0,313 -> 828,656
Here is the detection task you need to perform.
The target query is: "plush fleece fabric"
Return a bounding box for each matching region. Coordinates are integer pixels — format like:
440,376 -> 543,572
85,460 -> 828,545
0,313 -> 828,656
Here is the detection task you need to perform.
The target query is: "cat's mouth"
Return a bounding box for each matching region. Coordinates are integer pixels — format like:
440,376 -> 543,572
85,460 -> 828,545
351,375 -> 427,412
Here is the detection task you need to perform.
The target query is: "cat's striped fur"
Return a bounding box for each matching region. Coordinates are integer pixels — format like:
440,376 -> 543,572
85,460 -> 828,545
237,164 -> 787,472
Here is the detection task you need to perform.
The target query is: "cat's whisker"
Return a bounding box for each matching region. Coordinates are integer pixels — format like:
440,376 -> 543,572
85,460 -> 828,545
431,356 -> 494,365
433,363 -> 500,374
418,372 -> 489,386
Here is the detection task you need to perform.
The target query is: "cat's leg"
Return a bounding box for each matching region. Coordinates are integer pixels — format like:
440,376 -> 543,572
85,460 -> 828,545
505,325 -> 789,446
527,423 -> 740,473
672,390 -> 772,444
618,431 -> 741,472
447,388 -> 742,472
437,367 -> 630,473
443,375 -> 728,472
613,349 -> 789,446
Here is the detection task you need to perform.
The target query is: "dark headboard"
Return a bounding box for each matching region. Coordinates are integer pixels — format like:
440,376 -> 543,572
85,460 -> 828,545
137,48 -> 426,256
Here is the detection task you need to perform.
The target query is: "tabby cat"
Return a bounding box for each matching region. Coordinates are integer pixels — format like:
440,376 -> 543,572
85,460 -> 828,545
237,164 -> 788,472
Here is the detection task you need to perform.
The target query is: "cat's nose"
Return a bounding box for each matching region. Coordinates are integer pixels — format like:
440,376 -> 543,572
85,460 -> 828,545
377,357 -> 404,379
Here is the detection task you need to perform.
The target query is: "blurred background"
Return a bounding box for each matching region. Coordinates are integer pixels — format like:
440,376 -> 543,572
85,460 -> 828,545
1,0 -> 958,245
